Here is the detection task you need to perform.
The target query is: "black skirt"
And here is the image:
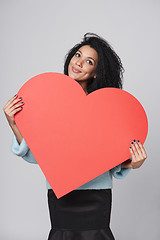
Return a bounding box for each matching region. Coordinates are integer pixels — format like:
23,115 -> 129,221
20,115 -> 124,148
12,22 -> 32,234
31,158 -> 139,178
47,189 -> 115,240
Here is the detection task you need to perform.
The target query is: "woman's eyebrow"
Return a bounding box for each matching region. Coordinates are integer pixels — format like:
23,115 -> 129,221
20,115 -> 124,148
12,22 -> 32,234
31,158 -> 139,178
78,50 -> 96,64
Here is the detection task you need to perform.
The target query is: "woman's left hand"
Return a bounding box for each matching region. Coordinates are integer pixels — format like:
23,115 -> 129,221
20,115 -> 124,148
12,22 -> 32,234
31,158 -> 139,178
121,140 -> 147,169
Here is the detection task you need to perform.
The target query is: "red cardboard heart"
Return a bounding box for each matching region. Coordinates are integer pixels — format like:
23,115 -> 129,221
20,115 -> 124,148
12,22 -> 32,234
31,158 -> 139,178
15,72 -> 148,198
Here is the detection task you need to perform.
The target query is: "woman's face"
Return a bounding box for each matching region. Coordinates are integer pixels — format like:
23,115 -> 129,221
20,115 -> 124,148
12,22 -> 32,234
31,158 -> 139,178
68,45 -> 98,82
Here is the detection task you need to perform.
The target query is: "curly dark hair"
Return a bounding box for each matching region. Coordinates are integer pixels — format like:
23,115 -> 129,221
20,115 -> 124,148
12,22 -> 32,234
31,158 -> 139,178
64,32 -> 124,94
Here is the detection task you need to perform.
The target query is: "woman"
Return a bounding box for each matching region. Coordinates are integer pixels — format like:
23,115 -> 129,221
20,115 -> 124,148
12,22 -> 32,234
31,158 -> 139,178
3,33 -> 147,239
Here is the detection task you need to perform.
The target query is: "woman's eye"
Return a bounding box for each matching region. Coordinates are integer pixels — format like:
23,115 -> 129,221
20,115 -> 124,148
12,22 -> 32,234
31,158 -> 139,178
87,60 -> 93,65
75,53 -> 80,57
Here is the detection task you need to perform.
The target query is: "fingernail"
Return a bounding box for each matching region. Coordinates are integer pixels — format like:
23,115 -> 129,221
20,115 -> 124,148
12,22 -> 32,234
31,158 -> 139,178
131,142 -> 134,144
137,140 -> 140,142
21,106 -> 23,109
14,94 -> 17,97
133,139 -> 136,142
129,147 -> 132,149
21,102 -> 24,104
19,97 -> 22,99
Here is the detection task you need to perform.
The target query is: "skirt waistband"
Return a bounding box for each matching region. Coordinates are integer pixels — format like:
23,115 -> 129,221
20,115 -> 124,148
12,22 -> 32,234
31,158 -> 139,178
48,189 -> 112,231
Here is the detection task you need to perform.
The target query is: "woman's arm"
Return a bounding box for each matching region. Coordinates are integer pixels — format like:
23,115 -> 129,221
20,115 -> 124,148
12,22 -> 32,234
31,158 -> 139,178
10,122 -> 23,145
3,94 -> 37,164
110,164 -> 131,179
12,134 -> 37,164
3,94 -> 24,144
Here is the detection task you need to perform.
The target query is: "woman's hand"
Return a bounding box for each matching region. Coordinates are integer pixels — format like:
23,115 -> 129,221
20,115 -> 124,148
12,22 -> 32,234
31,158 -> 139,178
121,140 -> 147,169
3,94 -> 24,144
3,94 -> 24,126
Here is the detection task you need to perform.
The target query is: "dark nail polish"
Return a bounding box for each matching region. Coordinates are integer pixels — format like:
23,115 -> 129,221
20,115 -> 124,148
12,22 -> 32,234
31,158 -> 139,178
19,97 -> 22,99
21,102 -> 24,104
137,140 -> 140,142
14,94 -> 17,97
131,142 -> 133,144
129,147 -> 132,149
133,139 -> 136,142
21,106 -> 23,109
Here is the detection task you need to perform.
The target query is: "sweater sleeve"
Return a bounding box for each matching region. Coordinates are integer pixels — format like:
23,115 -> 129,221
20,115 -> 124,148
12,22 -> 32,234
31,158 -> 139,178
11,134 -> 37,164
110,162 -> 131,179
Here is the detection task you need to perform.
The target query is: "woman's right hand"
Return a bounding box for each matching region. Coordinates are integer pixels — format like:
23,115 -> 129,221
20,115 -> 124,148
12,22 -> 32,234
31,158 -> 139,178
3,95 -> 24,126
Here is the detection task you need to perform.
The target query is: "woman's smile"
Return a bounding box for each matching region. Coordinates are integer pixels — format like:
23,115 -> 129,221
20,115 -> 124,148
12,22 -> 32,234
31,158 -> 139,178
72,66 -> 81,73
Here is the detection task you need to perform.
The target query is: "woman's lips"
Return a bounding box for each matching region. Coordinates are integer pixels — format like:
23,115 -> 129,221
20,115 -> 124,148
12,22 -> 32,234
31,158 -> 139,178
72,67 -> 81,73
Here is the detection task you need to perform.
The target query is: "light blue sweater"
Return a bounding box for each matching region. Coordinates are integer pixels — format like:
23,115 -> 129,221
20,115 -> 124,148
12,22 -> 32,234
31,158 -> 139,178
11,134 -> 131,190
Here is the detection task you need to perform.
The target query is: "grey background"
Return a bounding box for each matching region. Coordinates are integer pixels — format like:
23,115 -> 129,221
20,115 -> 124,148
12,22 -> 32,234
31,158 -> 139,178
1,0 -> 160,239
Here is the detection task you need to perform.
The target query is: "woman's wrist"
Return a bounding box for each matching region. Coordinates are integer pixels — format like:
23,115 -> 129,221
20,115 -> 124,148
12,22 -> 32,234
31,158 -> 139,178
9,121 -> 16,127
10,123 -> 23,145
121,159 -> 132,169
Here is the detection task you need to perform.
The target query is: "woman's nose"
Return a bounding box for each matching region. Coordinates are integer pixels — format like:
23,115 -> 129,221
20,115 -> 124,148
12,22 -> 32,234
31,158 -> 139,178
76,59 -> 83,67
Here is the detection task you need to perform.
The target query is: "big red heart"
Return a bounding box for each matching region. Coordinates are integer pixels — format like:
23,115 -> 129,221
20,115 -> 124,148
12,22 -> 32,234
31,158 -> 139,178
15,72 -> 148,198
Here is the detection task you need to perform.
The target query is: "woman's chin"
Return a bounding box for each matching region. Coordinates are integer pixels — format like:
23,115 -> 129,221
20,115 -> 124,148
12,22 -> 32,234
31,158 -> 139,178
69,74 -> 79,81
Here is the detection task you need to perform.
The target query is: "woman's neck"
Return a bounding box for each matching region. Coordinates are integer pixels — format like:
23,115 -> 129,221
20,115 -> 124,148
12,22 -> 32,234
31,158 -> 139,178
77,81 -> 88,95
